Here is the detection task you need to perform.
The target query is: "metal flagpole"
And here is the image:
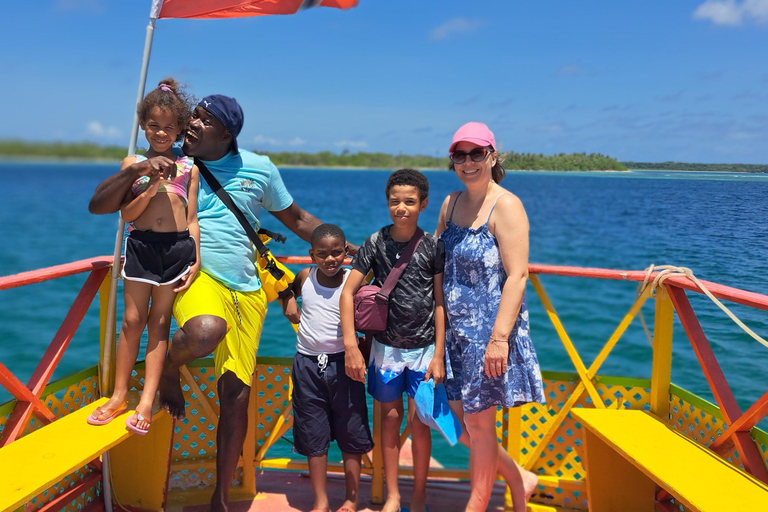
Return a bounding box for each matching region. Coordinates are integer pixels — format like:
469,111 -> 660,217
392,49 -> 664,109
101,2 -> 162,509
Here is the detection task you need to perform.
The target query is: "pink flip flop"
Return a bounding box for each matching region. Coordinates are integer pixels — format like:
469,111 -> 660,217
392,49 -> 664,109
125,412 -> 150,435
86,405 -> 126,426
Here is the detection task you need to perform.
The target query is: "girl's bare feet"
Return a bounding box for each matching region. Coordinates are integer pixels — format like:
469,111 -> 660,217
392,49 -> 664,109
131,402 -> 153,431
87,397 -> 126,424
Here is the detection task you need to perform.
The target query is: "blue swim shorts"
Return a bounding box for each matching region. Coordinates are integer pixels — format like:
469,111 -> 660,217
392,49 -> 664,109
367,339 -> 435,403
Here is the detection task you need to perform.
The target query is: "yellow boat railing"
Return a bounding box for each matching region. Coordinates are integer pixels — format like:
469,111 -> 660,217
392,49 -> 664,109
2,256 -> 768,511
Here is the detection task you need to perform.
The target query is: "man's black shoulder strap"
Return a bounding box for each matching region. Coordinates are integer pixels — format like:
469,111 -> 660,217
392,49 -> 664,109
195,158 -> 270,257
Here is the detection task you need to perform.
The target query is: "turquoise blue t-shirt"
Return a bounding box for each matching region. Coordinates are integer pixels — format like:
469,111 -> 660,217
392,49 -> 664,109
196,149 -> 293,292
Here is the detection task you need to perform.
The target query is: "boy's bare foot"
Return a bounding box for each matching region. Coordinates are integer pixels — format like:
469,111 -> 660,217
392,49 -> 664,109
381,498 -> 401,512
159,369 -> 186,419
311,499 -> 331,512
408,499 -> 428,512
335,500 -> 356,512
409,490 -> 427,512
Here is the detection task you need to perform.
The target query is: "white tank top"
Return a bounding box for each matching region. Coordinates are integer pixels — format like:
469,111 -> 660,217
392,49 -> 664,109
296,267 -> 348,356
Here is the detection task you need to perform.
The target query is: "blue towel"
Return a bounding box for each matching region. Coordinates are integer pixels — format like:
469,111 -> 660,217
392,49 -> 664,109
414,379 -> 462,446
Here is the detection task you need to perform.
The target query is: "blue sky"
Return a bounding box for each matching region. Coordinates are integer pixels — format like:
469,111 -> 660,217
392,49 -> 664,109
2,1 -> 767,163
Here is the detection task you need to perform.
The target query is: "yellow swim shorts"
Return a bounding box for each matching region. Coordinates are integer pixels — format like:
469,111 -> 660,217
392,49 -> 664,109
173,271 -> 267,386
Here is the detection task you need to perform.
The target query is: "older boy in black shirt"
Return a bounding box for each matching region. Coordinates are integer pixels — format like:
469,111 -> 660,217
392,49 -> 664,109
340,169 -> 445,512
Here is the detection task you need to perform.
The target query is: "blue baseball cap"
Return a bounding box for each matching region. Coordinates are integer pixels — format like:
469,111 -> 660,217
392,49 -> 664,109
414,380 -> 462,446
198,94 -> 244,152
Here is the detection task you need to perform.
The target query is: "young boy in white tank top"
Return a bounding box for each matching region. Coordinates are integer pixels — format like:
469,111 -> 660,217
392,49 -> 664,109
281,224 -> 373,512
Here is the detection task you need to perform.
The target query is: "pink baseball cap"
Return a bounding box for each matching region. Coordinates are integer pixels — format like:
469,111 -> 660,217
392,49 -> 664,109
449,122 -> 496,153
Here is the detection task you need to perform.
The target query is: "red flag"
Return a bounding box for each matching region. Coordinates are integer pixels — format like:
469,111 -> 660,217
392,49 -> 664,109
156,0 -> 358,19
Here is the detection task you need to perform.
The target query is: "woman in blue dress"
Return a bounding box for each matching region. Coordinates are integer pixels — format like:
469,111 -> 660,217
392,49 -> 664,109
435,122 -> 545,512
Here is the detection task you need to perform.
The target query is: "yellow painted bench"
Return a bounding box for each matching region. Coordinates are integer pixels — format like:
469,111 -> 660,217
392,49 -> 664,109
0,397 -> 173,511
573,408 -> 768,512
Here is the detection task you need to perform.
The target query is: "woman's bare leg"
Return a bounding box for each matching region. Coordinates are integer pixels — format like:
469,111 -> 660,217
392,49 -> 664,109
464,407 -> 500,511
449,401 -> 538,511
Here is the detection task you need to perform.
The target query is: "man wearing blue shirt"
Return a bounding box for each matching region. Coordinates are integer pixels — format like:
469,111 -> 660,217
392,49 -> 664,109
89,95 -> 325,511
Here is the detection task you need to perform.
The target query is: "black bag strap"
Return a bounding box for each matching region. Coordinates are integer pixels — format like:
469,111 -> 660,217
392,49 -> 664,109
377,228 -> 424,302
196,159 -> 285,279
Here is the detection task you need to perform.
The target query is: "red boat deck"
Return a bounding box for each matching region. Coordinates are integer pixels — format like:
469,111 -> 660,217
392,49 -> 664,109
169,469 -> 514,512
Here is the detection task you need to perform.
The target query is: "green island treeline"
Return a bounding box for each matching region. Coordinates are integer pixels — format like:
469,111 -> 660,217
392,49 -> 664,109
4,140 -> 765,173
0,140 -> 130,160
263,150 -> 627,171
0,140 -> 630,171
622,161 -> 768,173
262,151 -> 447,169
503,151 -> 627,171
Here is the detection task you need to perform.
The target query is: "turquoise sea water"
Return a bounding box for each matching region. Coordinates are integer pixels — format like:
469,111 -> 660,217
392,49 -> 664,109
1,162 -> 767,467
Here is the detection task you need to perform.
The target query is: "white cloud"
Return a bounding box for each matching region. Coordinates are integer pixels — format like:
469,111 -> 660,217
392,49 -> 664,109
253,134 -> 281,146
253,135 -> 306,148
87,121 -> 121,138
693,0 -> 768,26
429,18 -> 487,41
334,140 -> 368,149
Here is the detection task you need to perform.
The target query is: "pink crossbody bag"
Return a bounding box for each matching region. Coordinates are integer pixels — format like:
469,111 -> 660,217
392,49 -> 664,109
353,229 -> 424,334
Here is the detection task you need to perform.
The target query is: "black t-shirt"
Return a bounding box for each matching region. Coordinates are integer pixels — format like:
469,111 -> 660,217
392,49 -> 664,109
352,226 -> 445,349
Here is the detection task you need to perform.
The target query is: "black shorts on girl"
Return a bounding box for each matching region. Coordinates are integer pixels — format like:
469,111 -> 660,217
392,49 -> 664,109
291,352 -> 374,457
121,230 -> 196,286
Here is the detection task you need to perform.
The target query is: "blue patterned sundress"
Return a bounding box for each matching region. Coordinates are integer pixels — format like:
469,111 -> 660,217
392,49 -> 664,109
440,193 -> 545,414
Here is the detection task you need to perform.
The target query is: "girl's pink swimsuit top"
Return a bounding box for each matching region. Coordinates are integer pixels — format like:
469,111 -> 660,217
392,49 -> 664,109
131,154 -> 193,205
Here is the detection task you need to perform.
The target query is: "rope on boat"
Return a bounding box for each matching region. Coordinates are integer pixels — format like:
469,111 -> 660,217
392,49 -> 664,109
637,264 -> 768,349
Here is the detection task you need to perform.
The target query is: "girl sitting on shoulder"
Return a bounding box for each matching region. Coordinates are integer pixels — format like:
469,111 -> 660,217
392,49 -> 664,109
87,78 -> 200,435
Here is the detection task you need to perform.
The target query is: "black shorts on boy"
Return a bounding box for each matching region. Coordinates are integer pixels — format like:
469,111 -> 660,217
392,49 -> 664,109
291,352 -> 373,457
122,229 -> 196,286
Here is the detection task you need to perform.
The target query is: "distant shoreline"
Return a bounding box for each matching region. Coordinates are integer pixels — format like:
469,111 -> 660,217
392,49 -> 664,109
0,156 -> 121,164
1,154 -> 765,174
0,140 -> 627,172
3,158 -> 765,174
0,156 -> 618,171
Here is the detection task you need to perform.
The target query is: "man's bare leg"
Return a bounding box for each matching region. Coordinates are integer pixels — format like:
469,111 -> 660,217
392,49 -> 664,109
159,314 -> 227,419
210,371 -> 250,512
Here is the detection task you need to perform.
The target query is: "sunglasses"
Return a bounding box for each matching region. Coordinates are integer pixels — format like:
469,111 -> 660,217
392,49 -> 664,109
450,146 -> 492,164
